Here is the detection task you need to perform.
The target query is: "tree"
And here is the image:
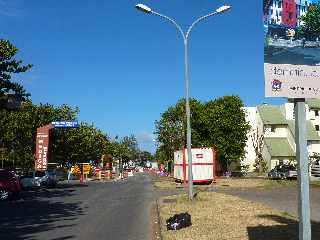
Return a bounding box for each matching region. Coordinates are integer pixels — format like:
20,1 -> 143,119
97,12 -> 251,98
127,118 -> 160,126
298,3 -> 320,40
154,96 -> 250,172
0,102 -> 79,169
251,127 -> 268,173
56,123 -> 109,165
0,39 -> 33,108
154,98 -> 202,165
200,96 -> 250,172
140,151 -> 154,161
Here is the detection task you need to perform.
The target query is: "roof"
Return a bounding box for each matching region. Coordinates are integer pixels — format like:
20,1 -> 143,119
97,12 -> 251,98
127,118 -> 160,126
306,99 -> 320,109
264,138 -> 295,157
257,105 -> 287,125
287,120 -> 320,141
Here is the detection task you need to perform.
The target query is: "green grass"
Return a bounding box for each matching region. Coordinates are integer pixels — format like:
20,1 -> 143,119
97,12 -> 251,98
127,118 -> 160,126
310,181 -> 320,187
279,211 -> 297,220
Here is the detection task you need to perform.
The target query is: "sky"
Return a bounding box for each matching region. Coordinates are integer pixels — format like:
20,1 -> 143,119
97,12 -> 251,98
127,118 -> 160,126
0,0 -> 287,153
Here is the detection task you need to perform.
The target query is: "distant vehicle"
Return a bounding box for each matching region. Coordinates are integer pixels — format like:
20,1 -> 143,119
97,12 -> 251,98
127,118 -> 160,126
0,169 -> 21,200
268,164 -> 297,179
20,170 -> 58,189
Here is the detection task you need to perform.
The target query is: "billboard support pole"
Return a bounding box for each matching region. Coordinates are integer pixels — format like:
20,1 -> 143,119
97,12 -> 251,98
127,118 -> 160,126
294,98 -> 311,240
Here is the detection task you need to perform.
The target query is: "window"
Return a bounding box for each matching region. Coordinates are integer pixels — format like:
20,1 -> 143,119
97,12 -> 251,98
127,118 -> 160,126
315,125 -> 320,131
315,110 -> 319,116
35,171 -> 45,177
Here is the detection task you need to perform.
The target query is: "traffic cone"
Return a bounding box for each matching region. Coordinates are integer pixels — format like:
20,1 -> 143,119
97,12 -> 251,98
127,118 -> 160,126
80,174 -> 84,183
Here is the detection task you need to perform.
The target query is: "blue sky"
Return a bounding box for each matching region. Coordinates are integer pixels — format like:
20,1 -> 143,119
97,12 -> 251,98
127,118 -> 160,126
1,0 -> 286,153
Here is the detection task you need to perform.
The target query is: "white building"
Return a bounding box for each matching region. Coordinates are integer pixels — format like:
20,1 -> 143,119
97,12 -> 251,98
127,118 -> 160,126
267,0 -> 283,26
243,100 -> 320,178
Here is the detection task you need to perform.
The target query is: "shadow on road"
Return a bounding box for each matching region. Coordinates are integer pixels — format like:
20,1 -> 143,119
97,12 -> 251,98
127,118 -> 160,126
247,214 -> 320,240
0,184 -> 84,240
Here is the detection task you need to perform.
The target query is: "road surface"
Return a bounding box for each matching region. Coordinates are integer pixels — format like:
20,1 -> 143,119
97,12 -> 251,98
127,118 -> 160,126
0,173 -> 155,240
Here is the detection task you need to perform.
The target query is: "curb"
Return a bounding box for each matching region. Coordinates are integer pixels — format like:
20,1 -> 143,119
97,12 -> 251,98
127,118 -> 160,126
155,199 -> 164,240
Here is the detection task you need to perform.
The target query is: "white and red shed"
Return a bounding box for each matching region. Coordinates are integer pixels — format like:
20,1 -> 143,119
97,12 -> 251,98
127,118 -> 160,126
174,147 -> 216,183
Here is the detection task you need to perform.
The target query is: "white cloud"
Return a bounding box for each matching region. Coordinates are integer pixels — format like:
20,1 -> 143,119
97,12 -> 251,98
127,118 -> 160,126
136,131 -> 155,143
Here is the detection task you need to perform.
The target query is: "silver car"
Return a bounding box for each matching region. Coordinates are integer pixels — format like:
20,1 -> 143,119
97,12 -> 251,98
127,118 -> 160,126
20,170 -> 57,189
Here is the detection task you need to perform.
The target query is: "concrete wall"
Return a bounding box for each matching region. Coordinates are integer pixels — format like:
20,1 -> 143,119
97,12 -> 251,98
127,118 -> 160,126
262,144 -> 272,170
243,107 -> 258,172
264,125 -> 287,138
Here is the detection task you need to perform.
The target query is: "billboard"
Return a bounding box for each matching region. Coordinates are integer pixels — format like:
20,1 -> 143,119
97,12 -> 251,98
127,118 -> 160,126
35,126 -> 51,171
52,121 -> 79,128
264,0 -> 320,98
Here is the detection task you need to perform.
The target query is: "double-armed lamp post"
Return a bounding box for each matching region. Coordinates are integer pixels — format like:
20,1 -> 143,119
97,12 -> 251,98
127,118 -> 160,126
135,3 -> 231,200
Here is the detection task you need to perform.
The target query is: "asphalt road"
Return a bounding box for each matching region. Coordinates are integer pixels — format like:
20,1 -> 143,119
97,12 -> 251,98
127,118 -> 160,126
265,46 -> 320,66
215,185 -> 320,222
0,173 -> 155,240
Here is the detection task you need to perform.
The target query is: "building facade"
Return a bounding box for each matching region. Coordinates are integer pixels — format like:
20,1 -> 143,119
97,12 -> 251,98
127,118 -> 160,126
243,100 -> 320,178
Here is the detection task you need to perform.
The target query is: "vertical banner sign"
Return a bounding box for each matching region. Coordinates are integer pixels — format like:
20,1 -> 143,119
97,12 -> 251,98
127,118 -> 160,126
264,0 -> 320,98
35,125 -> 51,171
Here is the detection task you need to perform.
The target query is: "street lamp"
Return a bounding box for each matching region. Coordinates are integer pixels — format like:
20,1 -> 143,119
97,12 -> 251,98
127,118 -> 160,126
136,3 -> 231,200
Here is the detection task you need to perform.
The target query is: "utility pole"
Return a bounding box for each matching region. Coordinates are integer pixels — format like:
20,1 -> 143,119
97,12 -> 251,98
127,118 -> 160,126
294,98 -> 311,240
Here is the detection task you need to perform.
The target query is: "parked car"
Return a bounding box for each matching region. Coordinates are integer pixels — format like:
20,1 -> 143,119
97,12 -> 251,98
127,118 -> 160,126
0,169 -> 21,200
20,170 -> 58,189
268,164 -> 297,179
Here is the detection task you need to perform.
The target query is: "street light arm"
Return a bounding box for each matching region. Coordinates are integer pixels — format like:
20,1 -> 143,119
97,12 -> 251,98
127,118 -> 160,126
186,12 -> 218,39
151,11 -> 186,42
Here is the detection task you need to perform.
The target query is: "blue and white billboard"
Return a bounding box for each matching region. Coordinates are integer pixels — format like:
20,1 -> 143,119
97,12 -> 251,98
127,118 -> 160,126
51,121 -> 79,128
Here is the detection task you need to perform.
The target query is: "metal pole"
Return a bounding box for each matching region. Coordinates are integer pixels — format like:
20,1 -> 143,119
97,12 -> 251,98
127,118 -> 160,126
146,8 -> 230,201
294,98 -> 311,240
184,38 -> 194,200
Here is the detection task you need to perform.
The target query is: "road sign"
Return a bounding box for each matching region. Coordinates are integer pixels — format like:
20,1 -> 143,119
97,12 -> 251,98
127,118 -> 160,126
264,2 -> 314,239
71,165 -> 81,175
52,121 -> 79,128
82,164 -> 91,174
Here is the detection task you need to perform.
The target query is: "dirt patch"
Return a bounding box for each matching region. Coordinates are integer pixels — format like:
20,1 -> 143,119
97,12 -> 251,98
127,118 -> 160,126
154,180 -> 180,190
215,178 -> 267,188
158,192 -> 308,240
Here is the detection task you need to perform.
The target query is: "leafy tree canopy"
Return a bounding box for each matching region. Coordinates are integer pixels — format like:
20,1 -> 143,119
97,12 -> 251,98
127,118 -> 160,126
0,102 -> 79,169
154,98 -> 202,164
154,96 -> 250,170
298,3 -> 320,40
0,39 -> 33,108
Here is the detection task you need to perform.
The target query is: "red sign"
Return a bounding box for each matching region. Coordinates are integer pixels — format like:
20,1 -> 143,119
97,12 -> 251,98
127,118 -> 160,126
281,0 -> 297,27
35,125 -> 51,171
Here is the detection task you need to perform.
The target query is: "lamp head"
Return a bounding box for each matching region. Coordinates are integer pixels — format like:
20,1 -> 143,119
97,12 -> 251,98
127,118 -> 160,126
135,3 -> 152,14
215,5 -> 231,13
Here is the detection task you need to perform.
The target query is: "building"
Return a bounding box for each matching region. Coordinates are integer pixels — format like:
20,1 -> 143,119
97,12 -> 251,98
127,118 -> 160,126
243,100 -> 320,178
265,0 -> 312,27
